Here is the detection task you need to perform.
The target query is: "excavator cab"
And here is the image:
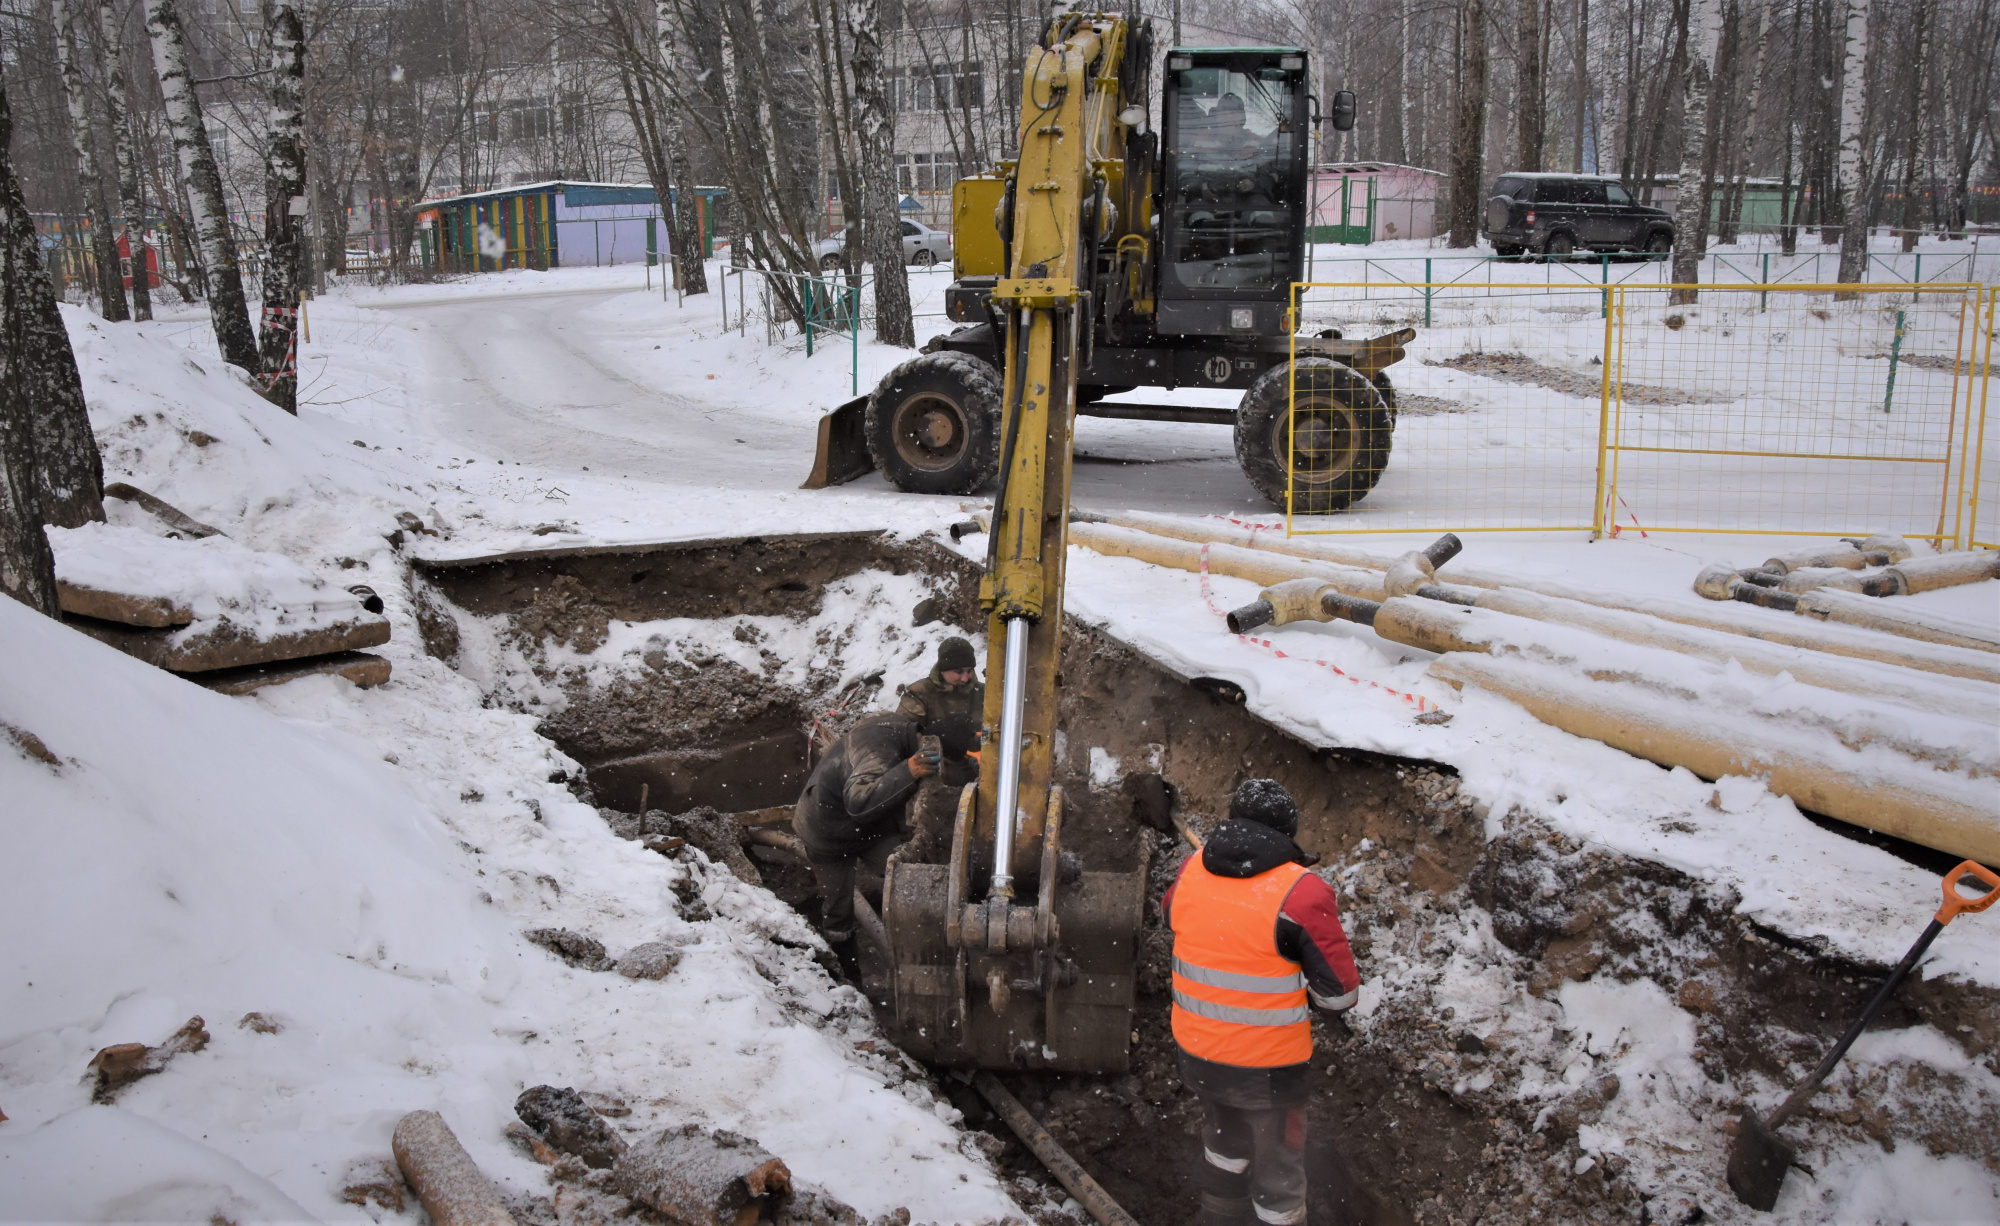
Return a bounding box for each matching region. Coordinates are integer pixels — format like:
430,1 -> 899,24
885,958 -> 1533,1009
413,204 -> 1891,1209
1155,50 -> 1311,335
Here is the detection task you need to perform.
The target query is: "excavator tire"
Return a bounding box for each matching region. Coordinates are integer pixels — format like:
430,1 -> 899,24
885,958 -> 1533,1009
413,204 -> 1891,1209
865,352 -> 1004,495
1234,357 -> 1393,514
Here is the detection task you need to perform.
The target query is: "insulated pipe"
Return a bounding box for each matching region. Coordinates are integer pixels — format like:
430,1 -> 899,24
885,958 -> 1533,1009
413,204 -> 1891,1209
989,617 -> 1032,901
1885,550 -> 2000,595
1466,587 -> 1998,721
1427,651 -> 2000,866
1774,567 -> 1903,596
1067,520 -> 1389,600
1061,518 -> 2000,678
1384,534 -> 1465,596
973,1072 -> 1142,1226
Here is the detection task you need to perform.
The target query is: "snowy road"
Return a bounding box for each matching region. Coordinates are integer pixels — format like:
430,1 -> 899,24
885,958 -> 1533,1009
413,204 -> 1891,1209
378,282 -> 1278,515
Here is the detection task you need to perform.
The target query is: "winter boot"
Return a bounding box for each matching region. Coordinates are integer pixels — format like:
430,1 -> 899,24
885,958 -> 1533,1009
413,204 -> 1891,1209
1196,1192 -> 1254,1226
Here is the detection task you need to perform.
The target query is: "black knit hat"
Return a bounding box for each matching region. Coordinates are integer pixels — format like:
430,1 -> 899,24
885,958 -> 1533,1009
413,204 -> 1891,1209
937,636 -> 977,673
1230,778 -> 1299,837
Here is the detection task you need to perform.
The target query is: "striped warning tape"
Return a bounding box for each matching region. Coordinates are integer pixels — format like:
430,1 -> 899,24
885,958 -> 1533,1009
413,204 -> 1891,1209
1196,543 -> 1435,714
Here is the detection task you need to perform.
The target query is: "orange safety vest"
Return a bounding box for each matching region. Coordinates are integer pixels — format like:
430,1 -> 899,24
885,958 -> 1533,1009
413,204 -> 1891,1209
1169,855 -> 1313,1068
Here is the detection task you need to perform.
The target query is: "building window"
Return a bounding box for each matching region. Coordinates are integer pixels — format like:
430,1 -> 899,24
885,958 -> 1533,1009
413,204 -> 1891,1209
891,61 -> 984,112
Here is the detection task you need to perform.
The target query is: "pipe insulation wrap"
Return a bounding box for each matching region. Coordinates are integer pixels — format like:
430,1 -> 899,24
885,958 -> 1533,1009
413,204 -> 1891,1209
1067,521 -> 1388,600
1886,550 -> 2000,595
1066,519 -> 1998,677
1469,587 -> 1999,722
1427,652 -> 2000,865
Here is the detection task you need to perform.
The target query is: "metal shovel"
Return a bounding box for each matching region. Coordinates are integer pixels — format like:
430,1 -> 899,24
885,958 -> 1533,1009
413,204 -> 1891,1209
1726,859 -> 1999,1211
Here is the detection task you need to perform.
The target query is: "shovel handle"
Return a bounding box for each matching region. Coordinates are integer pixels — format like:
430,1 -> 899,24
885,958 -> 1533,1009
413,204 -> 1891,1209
1936,860 -> 2000,925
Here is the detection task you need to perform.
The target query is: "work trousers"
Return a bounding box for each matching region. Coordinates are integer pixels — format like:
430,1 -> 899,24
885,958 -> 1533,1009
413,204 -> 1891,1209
791,814 -> 902,944
1181,1051 -> 1309,1226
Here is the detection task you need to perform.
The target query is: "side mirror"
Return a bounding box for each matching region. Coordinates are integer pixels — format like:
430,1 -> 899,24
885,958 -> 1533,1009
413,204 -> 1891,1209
1329,90 -> 1357,132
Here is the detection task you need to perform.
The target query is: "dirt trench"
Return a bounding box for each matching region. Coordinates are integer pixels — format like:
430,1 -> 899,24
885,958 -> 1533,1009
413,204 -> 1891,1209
410,532 -> 1998,1226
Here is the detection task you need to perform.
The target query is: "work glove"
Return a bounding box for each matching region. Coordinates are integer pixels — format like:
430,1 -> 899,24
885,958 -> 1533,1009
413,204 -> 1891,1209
908,744 -> 941,779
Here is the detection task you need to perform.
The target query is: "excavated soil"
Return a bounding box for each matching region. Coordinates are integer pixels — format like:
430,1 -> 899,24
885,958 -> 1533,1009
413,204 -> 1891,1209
1428,352 -> 1727,406
412,531 -> 1998,1226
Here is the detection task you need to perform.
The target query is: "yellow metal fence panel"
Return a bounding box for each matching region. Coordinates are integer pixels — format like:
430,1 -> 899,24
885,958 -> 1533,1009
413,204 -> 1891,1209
1285,280 -> 1611,535
1284,280 -> 1993,549
1601,284 -> 1983,544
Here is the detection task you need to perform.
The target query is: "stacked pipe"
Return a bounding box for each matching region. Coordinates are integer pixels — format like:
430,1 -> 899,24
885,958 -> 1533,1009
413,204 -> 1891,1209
1007,513 -> 1998,864
1702,535 -> 2000,601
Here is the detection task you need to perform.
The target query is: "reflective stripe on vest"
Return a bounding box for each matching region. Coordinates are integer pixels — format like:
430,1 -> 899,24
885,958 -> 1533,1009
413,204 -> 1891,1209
1169,855 -> 1313,1067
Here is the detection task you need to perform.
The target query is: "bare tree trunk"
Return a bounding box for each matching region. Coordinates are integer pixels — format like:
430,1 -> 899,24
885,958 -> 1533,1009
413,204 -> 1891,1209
53,0 -> 128,321
1572,0 -> 1589,171
1897,1 -> 1928,252
1400,0 -> 1416,163
808,0 -> 862,272
1833,0 -> 1871,288
98,0 -> 150,320
1691,0 -> 1734,257
1448,0 -> 1489,247
1517,0 -> 1544,170
1,87 -> 106,548
256,2 -> 306,413
845,0 -> 913,347
0,91 -> 62,616
1718,0 -> 1774,245
1669,0 -> 1719,300
145,0 -> 258,370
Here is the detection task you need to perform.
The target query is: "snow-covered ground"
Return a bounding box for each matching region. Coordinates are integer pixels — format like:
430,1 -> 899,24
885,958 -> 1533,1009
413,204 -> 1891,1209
4,258 -> 1996,1222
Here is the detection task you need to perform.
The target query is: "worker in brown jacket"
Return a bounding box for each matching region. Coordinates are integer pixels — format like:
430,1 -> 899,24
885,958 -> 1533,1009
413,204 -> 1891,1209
1164,779 -> 1360,1226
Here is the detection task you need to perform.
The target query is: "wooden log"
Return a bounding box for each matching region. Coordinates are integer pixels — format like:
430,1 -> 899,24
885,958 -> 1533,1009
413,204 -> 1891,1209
192,651 -> 391,695
612,1126 -> 790,1226
65,611 -> 389,672
57,578 -> 192,627
391,1110 -> 517,1226
102,482 -> 223,538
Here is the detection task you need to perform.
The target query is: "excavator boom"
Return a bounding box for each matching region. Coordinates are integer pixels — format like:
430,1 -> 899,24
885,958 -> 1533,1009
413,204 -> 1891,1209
881,12 -> 1149,1073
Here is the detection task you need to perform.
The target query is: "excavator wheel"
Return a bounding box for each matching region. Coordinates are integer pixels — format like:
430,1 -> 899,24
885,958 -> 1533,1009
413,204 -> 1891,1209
1234,357 -> 1393,515
865,352 -> 1004,495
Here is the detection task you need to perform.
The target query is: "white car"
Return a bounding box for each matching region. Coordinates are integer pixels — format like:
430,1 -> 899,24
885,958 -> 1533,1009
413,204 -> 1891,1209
814,219 -> 953,270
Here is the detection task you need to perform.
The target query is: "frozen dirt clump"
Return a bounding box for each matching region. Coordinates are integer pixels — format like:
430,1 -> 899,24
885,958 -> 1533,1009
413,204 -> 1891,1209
515,1085 -> 627,1169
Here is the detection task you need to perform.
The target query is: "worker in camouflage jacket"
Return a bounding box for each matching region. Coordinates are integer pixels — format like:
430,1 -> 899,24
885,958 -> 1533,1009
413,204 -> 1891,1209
897,636 -> 983,736
792,708 -> 979,969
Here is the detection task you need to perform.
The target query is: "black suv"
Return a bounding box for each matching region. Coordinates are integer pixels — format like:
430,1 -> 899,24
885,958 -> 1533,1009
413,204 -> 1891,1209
1484,173 -> 1674,258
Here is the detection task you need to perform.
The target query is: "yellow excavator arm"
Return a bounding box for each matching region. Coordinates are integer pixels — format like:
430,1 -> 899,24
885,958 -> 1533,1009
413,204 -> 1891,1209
882,11 -> 1151,1074
977,12 -> 1131,894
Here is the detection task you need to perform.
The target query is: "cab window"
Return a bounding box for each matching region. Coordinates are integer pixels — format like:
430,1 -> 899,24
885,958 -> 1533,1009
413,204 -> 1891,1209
1495,176 -> 1533,201
1163,65 -> 1299,292
1605,183 -> 1633,206
1572,181 -> 1607,205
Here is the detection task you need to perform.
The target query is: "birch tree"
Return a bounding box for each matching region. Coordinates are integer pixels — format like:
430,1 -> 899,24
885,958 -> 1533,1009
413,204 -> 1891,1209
145,0 -> 258,372
1669,0 -> 1720,300
0,84 -> 105,538
1832,0 -> 1871,288
98,0 -> 150,321
845,0 -> 914,347
256,1 -> 306,413
53,0 -> 128,320
0,91 -> 61,617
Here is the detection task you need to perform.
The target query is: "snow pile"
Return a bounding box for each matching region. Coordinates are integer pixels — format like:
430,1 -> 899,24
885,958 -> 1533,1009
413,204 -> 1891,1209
49,520 -> 371,633
0,309 -> 1018,1222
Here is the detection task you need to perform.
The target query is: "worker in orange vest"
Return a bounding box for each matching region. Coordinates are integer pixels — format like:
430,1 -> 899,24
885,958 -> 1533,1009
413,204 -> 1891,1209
1164,779 -> 1360,1226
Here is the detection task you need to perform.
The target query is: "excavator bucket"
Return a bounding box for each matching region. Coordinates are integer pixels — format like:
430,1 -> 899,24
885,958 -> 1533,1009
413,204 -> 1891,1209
801,395 -> 874,489
882,785 -> 1150,1073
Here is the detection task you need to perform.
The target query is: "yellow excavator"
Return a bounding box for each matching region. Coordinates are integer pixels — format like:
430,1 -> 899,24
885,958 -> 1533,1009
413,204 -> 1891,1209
872,12 -> 1404,1075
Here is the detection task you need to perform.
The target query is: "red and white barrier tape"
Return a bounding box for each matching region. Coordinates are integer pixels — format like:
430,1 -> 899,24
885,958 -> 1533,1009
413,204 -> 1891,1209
257,304 -> 300,388
1197,543 -> 1436,714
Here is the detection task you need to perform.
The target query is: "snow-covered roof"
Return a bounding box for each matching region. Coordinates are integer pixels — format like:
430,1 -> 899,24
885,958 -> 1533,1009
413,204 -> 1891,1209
1316,162 -> 1443,177
420,180 -> 727,207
